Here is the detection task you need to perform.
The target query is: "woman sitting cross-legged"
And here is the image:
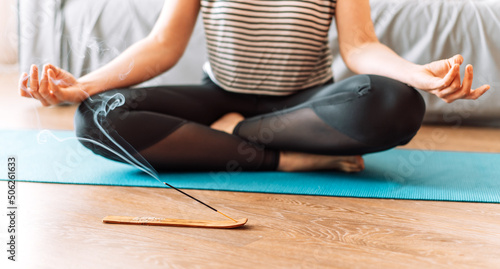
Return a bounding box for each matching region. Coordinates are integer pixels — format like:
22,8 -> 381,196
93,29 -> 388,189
19,0 -> 490,172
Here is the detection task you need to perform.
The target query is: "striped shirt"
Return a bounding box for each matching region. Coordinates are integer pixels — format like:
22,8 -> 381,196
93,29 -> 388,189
201,0 -> 336,95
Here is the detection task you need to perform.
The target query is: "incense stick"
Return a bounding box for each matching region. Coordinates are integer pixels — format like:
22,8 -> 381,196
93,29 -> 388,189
163,182 -> 238,222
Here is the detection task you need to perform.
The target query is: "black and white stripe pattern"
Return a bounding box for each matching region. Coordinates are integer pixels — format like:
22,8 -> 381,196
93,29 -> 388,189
201,0 -> 336,95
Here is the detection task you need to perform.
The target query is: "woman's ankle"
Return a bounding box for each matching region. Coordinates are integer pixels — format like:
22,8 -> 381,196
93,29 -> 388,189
210,112 -> 245,134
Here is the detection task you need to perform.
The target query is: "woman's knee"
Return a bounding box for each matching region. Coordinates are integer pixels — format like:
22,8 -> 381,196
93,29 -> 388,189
74,91 -> 127,161
313,74 -> 425,148
364,75 -> 426,145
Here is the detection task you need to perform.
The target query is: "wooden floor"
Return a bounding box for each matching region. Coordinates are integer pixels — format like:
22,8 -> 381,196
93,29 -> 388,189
1,72 -> 500,268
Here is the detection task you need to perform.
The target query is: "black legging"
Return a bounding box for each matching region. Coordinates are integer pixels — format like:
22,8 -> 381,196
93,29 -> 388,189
74,74 -> 425,171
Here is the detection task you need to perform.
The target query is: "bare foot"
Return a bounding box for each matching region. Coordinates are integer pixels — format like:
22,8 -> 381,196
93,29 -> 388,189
278,151 -> 364,172
210,112 -> 245,134
211,113 -> 364,172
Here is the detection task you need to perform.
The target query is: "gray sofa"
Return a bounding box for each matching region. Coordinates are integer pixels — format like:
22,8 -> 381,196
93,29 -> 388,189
18,0 -> 500,125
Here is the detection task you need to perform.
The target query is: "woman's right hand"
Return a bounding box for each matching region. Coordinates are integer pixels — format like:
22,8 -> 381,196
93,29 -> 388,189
19,64 -> 89,106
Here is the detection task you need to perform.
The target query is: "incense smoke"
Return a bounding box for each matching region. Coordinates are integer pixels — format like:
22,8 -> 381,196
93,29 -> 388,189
37,92 -> 162,183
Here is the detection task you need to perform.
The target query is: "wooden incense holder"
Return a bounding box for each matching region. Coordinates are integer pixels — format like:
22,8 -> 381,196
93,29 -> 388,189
103,216 -> 248,229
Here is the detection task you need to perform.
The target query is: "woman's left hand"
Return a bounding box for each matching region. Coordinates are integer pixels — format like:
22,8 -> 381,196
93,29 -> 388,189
411,54 -> 490,103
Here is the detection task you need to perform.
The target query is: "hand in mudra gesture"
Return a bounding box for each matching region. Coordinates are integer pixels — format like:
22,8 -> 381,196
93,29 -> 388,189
19,64 -> 89,106
412,54 -> 490,103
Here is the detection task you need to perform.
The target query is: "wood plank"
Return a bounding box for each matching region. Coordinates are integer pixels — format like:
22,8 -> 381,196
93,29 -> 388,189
11,183 -> 500,269
402,124 -> 500,152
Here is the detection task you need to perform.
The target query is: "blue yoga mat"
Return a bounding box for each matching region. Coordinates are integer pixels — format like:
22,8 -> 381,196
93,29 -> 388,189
1,129 -> 499,203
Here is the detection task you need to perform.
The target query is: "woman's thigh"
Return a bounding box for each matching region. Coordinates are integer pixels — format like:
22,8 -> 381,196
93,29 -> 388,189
235,74 -> 426,155
99,83 -> 259,126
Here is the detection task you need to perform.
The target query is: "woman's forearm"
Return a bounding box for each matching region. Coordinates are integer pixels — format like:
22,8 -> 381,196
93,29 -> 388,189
76,37 -> 180,96
77,0 -> 201,96
344,42 -> 421,87
343,41 -> 489,102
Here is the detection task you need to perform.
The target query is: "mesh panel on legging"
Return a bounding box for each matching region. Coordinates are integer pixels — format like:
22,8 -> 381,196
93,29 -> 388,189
139,122 -> 278,171
74,87 -> 280,171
